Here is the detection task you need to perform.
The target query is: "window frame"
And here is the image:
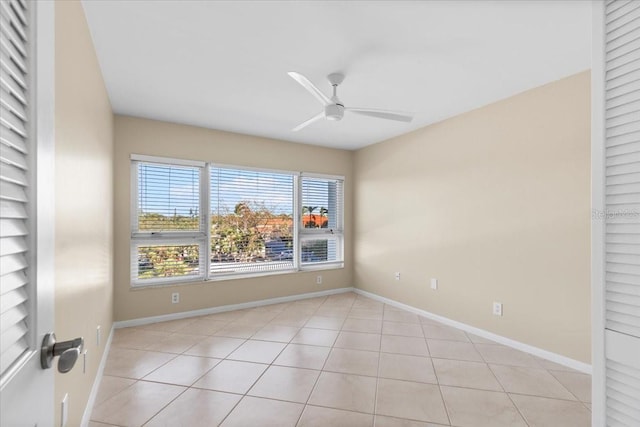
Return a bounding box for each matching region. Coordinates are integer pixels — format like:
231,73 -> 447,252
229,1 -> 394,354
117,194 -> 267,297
130,155 -> 209,286
130,155 -> 345,287
299,173 -> 345,270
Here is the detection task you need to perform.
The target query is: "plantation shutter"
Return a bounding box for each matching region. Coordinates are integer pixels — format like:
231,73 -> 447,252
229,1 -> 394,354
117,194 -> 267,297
0,0 -> 31,379
603,0 -> 640,425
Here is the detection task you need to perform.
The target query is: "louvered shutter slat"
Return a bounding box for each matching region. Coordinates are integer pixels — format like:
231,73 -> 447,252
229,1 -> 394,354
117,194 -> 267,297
0,0 -> 29,381
604,3 -> 640,424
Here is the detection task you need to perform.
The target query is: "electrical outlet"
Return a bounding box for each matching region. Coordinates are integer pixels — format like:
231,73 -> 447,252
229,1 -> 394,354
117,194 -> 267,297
430,278 -> 438,290
61,393 -> 68,427
171,292 -> 180,304
493,302 -> 503,316
96,325 -> 101,347
394,272 -> 401,281
316,275 -> 322,285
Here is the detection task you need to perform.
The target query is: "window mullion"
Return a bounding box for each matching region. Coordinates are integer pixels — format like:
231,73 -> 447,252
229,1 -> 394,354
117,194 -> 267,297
294,173 -> 301,271
203,164 -> 211,280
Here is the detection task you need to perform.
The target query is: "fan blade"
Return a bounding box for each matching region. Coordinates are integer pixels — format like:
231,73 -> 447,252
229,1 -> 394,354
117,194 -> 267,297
292,112 -> 325,132
288,72 -> 332,106
346,107 -> 413,123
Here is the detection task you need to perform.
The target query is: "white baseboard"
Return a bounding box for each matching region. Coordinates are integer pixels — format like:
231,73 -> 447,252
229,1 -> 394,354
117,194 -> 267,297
114,287 -> 355,329
354,289 -> 592,375
80,324 -> 115,427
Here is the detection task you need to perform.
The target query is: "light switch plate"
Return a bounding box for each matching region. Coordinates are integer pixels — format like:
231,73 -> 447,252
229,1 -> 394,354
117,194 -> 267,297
430,278 -> 438,290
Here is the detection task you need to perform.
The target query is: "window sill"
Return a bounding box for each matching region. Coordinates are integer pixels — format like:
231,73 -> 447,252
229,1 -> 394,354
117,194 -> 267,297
130,264 -> 344,289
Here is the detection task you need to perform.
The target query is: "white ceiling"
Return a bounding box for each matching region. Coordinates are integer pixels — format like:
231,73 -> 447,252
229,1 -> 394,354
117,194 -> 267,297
82,1 -> 591,150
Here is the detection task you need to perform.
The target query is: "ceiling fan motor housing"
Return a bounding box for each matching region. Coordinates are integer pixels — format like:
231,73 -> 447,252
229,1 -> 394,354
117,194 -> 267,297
325,103 -> 344,121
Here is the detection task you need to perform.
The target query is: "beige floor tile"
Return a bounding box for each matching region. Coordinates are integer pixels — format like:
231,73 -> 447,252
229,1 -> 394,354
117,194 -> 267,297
298,405 -> 374,427
510,393 -> 591,427
466,333 -> 499,345
380,335 -> 429,357
213,322 -> 263,339
145,388 -> 241,427
144,333 -> 203,354
334,331 -> 381,351
204,310 -> 247,321
227,339 -> 286,363
427,339 -> 483,362
324,347 -> 379,376
374,415 -> 445,426
378,353 -> 437,384
418,316 -> 444,326
305,315 -> 346,330
91,380 -> 185,426
248,365 -> 319,403
111,328 -> 172,350
315,307 -> 351,318
103,348 -> 175,379
252,324 -> 300,342
349,308 -> 384,320
383,310 -> 420,324
175,317 -> 229,335
534,357 -> 581,372
270,312 -> 311,327
490,365 -> 576,400
309,372 -> 377,413
432,358 -> 502,391
140,317 -> 199,333
235,310 -> 279,325
255,302 -> 292,312
220,396 -> 304,427
93,376 -> 136,406
291,327 -> 339,347
342,317 -> 383,334
474,344 -> 540,367
273,343 -> 331,370
192,359 -> 268,393
421,325 -> 469,342
382,321 -> 424,337
88,422 -> 119,427
375,378 -> 449,425
549,370 -> 591,402
352,299 -> 384,311
184,336 -> 245,358
143,355 -> 220,386
440,386 -> 526,427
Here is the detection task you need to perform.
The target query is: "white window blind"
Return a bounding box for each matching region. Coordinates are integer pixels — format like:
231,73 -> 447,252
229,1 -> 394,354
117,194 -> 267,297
0,0 -> 30,379
210,166 -> 295,276
604,0 -> 640,425
131,161 -> 207,284
300,176 -> 344,266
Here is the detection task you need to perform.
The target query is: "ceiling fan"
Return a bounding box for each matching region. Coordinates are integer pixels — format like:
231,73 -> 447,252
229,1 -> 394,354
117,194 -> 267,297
288,71 -> 414,132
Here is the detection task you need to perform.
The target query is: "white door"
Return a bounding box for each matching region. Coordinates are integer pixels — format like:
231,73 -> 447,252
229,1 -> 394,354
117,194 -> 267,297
0,0 -> 55,425
592,1 -> 640,425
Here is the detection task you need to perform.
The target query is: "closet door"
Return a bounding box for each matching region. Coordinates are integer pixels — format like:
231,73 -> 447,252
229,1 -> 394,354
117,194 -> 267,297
595,1 -> 640,425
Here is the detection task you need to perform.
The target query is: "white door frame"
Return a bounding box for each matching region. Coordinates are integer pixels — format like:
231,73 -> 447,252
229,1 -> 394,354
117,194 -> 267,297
0,0 -> 56,424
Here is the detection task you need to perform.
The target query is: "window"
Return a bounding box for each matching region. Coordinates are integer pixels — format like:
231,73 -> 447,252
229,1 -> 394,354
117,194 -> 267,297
130,155 -> 344,285
131,157 -> 208,285
300,176 -> 344,266
210,166 -> 294,276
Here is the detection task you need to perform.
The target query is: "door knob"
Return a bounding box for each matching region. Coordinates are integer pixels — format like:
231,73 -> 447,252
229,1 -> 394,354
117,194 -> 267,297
41,333 -> 84,373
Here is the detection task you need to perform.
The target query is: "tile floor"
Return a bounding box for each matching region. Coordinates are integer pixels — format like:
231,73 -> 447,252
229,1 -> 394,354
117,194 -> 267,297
89,292 -> 591,427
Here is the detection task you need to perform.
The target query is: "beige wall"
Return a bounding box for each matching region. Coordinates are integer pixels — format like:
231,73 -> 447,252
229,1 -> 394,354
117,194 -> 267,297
113,116 -> 353,321
55,1 -> 114,425
354,71 -> 591,363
